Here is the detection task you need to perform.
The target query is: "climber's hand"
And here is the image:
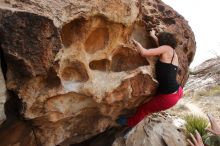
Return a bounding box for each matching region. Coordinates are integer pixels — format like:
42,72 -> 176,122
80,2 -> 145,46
116,116 -> 127,126
149,30 -> 159,46
132,39 -> 142,48
206,113 -> 220,136
187,130 -> 205,146
132,39 -> 144,54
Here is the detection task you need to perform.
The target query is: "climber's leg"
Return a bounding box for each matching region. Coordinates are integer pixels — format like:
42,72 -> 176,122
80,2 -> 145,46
127,87 -> 183,127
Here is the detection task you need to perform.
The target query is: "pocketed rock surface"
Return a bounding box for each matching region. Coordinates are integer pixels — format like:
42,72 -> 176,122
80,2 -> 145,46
0,0 -> 195,145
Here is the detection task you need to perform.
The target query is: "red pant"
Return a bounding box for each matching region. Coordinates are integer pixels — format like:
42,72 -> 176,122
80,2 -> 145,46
127,87 -> 183,127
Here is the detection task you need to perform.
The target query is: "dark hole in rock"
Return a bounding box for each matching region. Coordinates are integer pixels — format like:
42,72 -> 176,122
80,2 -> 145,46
0,91 -> 36,146
45,68 -> 61,88
61,60 -> 89,82
143,15 -> 154,23
4,91 -> 23,123
5,53 -> 33,78
162,18 -> 176,25
158,4 -> 165,12
178,41 -> 183,45
61,17 -> 86,47
147,2 -> 152,6
111,47 -> 149,72
184,31 -> 190,39
183,46 -> 188,53
85,27 -> 109,54
70,127 -> 122,146
89,59 -> 110,71
0,41 -> 7,79
165,10 -> 172,15
187,52 -> 194,64
150,9 -> 157,14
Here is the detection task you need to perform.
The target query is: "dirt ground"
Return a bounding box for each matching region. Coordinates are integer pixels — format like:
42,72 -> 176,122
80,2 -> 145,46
167,94 -> 220,125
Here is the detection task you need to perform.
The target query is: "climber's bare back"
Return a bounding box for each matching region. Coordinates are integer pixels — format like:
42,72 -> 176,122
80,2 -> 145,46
158,45 -> 179,66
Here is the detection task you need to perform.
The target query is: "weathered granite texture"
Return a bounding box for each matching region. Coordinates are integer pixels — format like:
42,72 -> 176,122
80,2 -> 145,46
0,0 -> 196,145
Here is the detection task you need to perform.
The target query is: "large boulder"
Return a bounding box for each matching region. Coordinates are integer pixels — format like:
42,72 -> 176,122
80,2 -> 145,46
0,0 -> 196,145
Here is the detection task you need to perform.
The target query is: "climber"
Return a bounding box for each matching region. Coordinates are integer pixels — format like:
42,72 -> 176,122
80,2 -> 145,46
117,30 -> 183,127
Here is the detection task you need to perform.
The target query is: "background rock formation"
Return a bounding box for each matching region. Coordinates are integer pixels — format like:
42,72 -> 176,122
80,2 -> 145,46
0,0 -> 196,145
185,58 -> 220,94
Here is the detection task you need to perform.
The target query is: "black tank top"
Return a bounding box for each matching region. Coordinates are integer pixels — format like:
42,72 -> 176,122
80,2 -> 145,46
155,50 -> 179,94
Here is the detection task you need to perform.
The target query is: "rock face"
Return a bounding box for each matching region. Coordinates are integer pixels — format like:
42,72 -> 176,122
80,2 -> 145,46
0,0 -> 196,145
113,113 -> 187,146
0,58 -> 6,124
185,58 -> 220,94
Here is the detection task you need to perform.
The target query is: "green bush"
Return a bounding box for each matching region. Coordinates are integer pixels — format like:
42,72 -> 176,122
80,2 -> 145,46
205,135 -> 220,146
184,114 -> 209,141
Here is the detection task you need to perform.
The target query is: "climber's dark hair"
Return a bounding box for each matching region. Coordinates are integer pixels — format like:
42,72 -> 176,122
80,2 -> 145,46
158,32 -> 177,49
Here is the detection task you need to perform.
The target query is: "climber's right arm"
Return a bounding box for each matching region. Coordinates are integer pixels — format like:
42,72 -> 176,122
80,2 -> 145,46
132,39 -> 166,57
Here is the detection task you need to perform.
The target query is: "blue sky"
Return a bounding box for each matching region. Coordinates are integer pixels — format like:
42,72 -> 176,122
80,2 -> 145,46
162,0 -> 220,68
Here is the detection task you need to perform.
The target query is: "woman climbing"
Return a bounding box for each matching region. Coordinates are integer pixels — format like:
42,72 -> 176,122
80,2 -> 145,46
117,30 -> 183,127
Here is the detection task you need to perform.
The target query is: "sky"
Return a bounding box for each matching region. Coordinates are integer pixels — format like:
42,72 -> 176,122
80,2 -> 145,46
162,0 -> 220,68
